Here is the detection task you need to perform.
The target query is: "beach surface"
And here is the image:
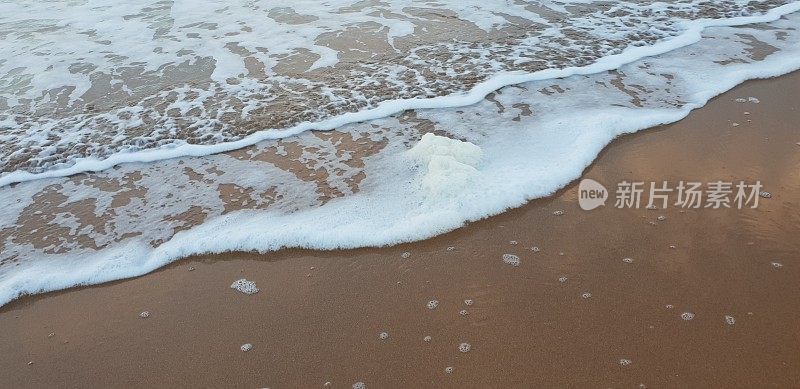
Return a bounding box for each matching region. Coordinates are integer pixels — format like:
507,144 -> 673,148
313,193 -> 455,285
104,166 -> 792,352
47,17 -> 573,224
1,72 -> 798,388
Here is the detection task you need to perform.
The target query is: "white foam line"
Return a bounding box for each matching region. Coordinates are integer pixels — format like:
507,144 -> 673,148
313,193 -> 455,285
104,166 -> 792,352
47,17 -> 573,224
2,2 -> 799,188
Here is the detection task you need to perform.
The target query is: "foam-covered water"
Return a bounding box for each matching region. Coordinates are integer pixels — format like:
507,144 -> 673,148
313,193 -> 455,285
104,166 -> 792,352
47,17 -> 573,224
0,5 -> 800,305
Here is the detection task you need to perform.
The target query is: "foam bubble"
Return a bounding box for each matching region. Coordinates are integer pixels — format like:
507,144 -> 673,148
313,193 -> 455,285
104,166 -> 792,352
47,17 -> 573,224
444,367 -> 454,374
724,315 -> 735,325
619,358 -> 633,366
622,257 -> 634,263
139,311 -> 150,318
240,343 -> 253,352
401,252 -> 411,259
582,292 -> 592,299
427,300 -> 439,310
558,276 -> 568,283
230,279 -> 259,295
353,382 -> 366,389
502,254 -> 521,267
459,309 -> 469,316
771,262 -> 783,268
681,312 -> 695,321
424,336 -> 432,342
459,342 -> 471,353
464,299 -> 474,306
378,332 -> 389,340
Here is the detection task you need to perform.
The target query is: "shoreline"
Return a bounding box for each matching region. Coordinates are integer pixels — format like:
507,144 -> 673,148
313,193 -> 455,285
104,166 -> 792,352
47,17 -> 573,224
1,71 -> 798,387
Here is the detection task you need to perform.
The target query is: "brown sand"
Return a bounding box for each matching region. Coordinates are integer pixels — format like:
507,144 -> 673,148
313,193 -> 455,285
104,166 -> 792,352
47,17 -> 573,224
1,72 -> 799,388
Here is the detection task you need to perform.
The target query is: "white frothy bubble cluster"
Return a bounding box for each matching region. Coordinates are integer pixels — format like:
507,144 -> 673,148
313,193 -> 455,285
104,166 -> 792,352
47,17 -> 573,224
447,246 -> 456,251
558,276 -> 567,283
681,312 -> 695,321
139,311 -> 150,318
619,358 -> 633,366
771,262 -> 783,268
424,335 -> 432,342
230,279 -> 259,295
509,240 -> 518,245
444,367 -> 454,374
531,247 -> 541,253
401,252 -> 411,259
353,382 -> 366,389
427,300 -> 439,310
378,332 -> 389,340
657,215 -> 666,221
622,257 -> 634,263
459,343 -> 472,353
666,304 -> 674,309
240,343 -> 253,352
459,309 -> 469,316
464,299 -> 473,306
553,210 -> 565,216
582,292 -> 592,299
502,254 -> 521,267
724,315 -> 736,325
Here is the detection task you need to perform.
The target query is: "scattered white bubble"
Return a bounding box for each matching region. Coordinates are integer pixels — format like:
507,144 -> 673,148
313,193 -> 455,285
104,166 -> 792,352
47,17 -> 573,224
509,240 -> 518,245
681,312 -> 695,321
423,336 -> 432,342
725,315 -> 736,325
324,382 -> 332,387
139,311 -> 150,318
759,191 -> 771,198
622,257 -> 634,263
464,299 -> 474,306
771,262 -> 783,269
744,111 -> 750,115
732,122 -> 740,127
646,204 -> 658,210
657,215 -> 666,221
502,254 -> 521,267
378,332 -> 389,340
619,358 -> 632,366
531,246 -> 541,252
188,266 -> 195,271
444,367 -> 454,374
553,210 -> 565,216
240,343 -> 253,352
748,96 -> 760,103
427,300 -> 439,310
48,332 -> 55,338
459,343 -> 471,353
558,276 -> 568,283
582,292 -> 592,299
459,309 -> 469,316
446,246 -> 455,251
353,382 -> 366,389
669,245 -> 677,249
666,304 -> 674,309
401,252 -> 411,259
735,97 -> 747,103
230,279 -> 259,295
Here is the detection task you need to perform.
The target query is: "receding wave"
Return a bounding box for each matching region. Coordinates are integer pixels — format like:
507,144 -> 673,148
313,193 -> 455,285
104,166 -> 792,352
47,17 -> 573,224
1,8 -> 800,306
1,0 -> 798,184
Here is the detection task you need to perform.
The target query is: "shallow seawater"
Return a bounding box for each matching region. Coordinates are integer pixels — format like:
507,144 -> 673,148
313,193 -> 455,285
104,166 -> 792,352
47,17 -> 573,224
1,2 -> 800,304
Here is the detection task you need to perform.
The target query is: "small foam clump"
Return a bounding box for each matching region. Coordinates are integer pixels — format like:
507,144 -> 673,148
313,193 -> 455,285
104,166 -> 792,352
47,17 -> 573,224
230,279 -> 259,295
424,335 -> 432,342
464,299 -> 473,306
619,358 -> 633,366
427,300 -> 439,309
240,343 -> 253,352
378,332 -> 389,340
139,311 -> 150,318
771,262 -> 783,269
408,133 -> 483,199
353,382 -> 366,389
459,342 -> 471,353
502,254 -> 520,267
725,315 -> 736,325
444,367 -> 454,374
401,251 -> 411,259
582,292 -> 592,299
622,257 -> 634,263
558,276 -> 567,283
681,312 -> 695,321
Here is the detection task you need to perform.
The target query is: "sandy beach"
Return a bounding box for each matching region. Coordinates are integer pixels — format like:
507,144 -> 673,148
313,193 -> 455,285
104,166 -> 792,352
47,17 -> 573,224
1,70 -> 798,388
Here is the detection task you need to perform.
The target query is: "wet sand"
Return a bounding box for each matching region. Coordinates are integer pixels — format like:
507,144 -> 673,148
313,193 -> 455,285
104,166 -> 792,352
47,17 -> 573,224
1,72 -> 799,388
